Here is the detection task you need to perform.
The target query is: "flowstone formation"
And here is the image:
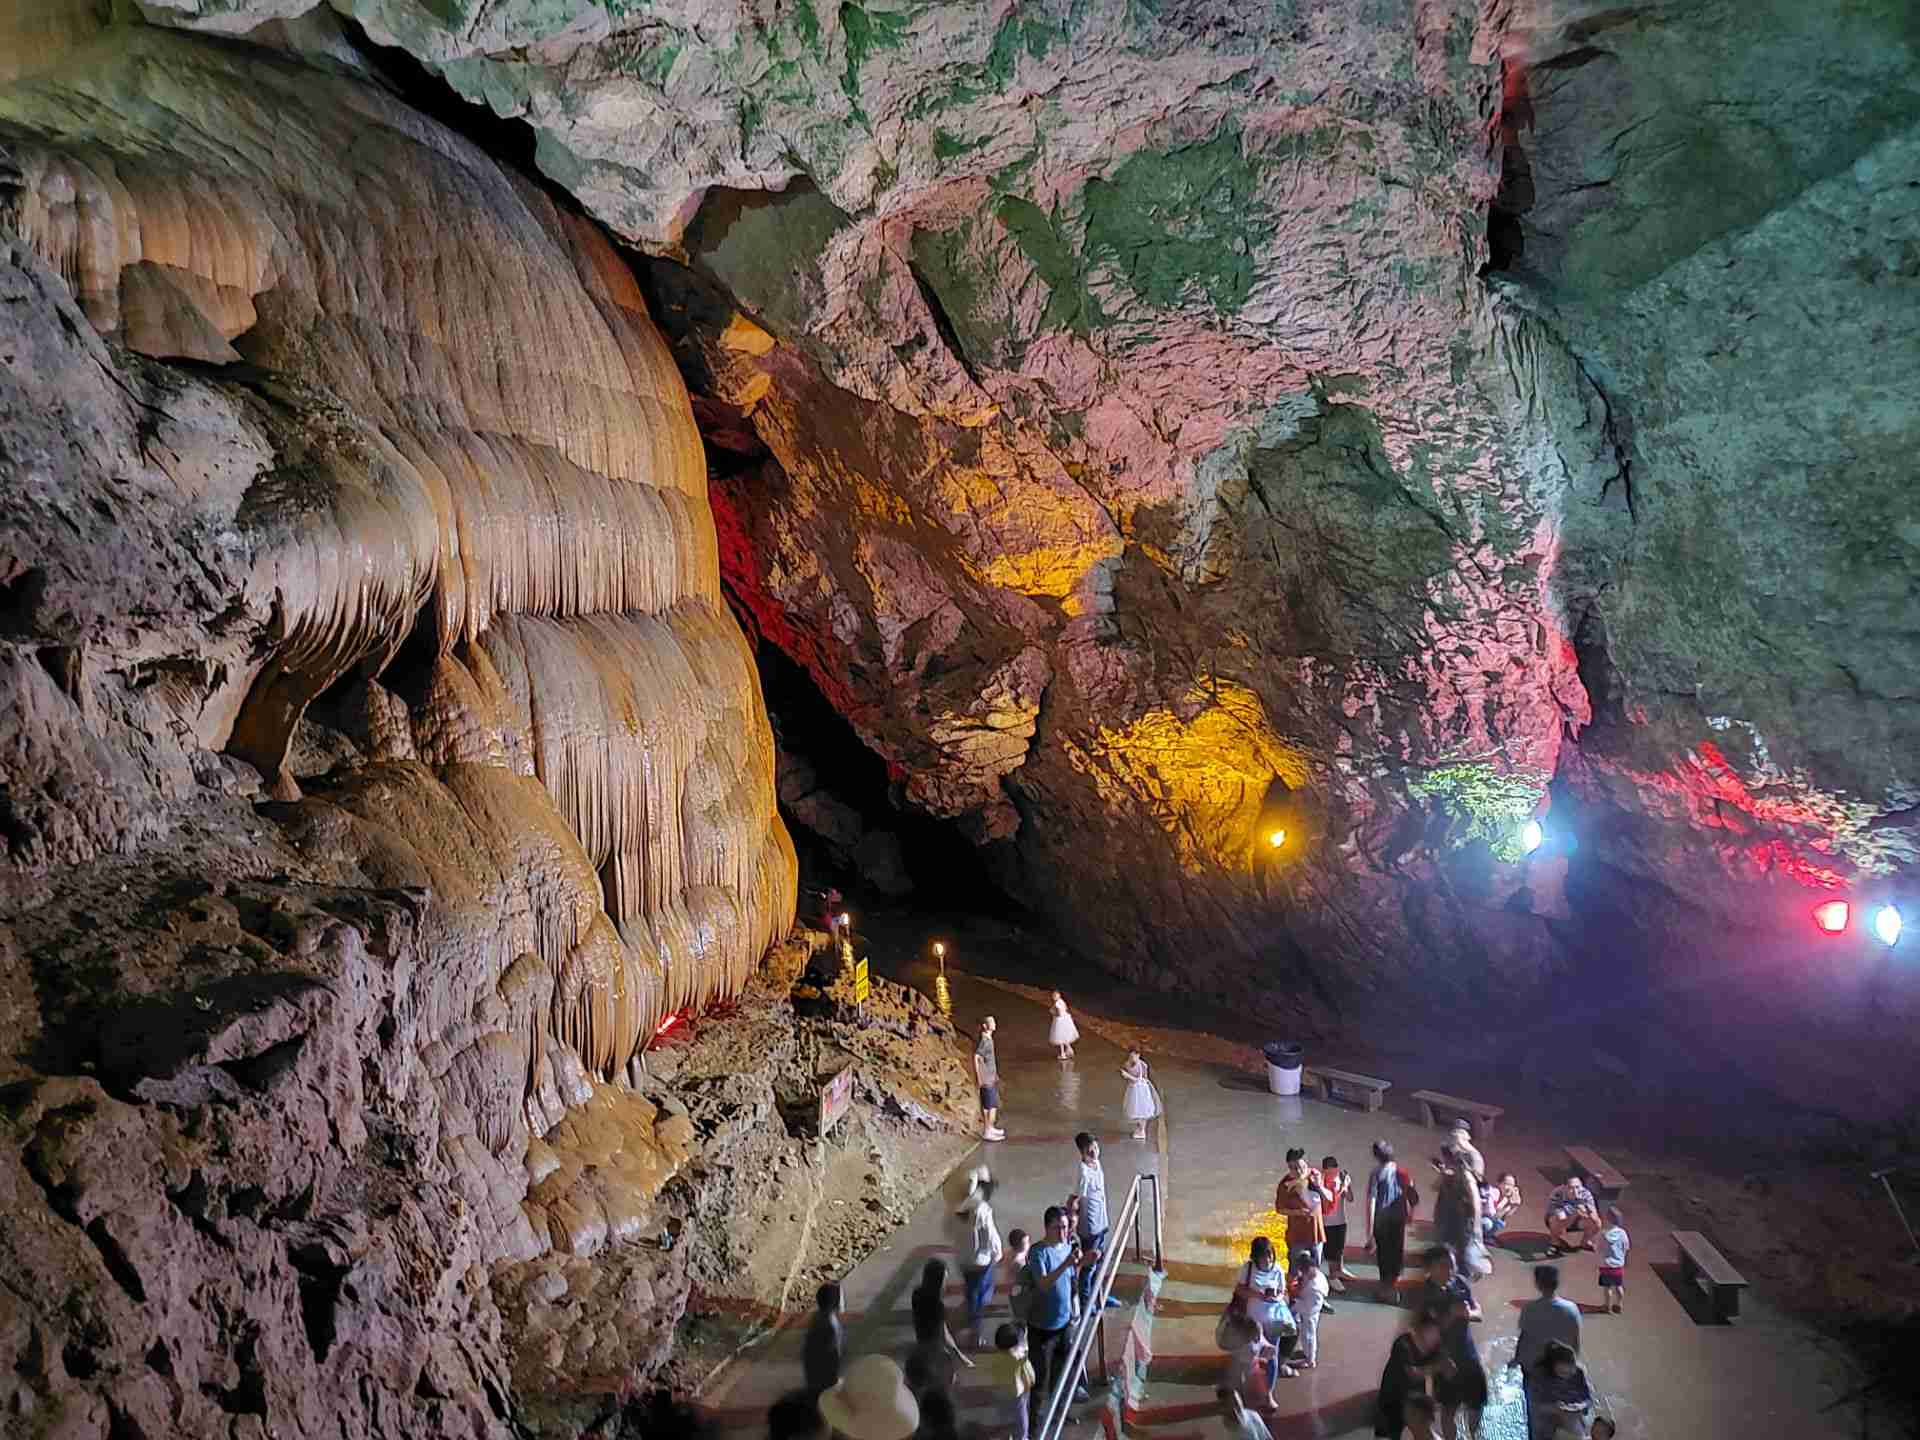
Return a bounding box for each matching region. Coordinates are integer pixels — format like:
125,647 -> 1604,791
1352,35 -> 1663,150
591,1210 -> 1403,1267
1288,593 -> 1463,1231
0,16 -> 811,1436
141,0 -> 1919,1039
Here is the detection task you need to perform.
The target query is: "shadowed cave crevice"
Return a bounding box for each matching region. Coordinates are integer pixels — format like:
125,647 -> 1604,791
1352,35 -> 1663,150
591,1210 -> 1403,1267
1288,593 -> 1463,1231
749,638 -> 1012,920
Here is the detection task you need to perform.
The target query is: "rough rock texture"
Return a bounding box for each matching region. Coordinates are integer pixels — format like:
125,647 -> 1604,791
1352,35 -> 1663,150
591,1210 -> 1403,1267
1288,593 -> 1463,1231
2,1 -> 1917,1429
0,17 -> 810,1437
125,0 -> 1910,1027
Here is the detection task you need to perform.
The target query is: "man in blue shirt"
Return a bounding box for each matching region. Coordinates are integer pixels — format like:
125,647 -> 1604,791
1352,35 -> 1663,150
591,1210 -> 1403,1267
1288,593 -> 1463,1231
1024,1205 -> 1091,1429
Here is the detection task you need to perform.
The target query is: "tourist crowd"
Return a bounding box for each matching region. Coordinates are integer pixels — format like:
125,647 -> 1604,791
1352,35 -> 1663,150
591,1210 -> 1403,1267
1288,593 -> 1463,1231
771,1011 -> 1632,1440
1211,1123 -> 1626,1439
780,1124 -> 1134,1440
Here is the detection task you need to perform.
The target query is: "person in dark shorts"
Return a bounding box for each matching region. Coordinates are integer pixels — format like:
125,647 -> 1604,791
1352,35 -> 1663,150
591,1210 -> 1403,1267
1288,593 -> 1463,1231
1320,1154 -> 1359,1291
975,1017 -> 1004,1141
1373,1311 -> 1449,1437
1595,1206 -> 1631,1314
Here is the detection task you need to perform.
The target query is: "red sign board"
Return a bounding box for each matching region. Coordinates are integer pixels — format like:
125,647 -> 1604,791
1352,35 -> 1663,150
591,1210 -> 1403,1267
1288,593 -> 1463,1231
819,1065 -> 855,1135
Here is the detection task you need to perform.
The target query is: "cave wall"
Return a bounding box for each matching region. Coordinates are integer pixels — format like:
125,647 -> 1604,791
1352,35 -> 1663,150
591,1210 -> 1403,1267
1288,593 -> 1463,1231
0,15 -> 795,1435
0,4 -> 1915,1428
97,0 -> 1920,1046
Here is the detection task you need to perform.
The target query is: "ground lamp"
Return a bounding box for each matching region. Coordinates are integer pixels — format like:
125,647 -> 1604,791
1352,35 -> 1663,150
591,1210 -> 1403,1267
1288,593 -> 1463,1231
1518,820 -> 1544,856
1812,899 -> 1850,935
933,941 -> 946,967
1267,829 -> 1286,849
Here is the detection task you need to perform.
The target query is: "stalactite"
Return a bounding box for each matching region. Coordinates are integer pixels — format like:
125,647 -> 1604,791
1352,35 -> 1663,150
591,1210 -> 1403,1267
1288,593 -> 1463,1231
1,40 -> 724,783
1,28 -> 797,1191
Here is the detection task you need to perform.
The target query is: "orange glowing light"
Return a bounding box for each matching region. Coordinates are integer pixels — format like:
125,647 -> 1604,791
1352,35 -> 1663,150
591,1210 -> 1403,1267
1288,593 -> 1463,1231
1268,829 -> 1286,849
1812,900 -> 1850,935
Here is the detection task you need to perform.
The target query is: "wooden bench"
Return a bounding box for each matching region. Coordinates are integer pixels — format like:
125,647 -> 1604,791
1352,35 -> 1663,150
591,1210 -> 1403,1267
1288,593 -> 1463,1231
1302,1065 -> 1391,1113
1674,1230 -> 1748,1321
1410,1090 -> 1505,1138
1565,1145 -> 1630,1200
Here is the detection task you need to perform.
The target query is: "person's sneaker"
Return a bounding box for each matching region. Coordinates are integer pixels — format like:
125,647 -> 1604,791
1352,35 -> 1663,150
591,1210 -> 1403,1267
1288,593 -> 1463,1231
984,1128 -> 1006,1141
1330,1276 -> 1346,1293
1278,1365 -> 1297,1379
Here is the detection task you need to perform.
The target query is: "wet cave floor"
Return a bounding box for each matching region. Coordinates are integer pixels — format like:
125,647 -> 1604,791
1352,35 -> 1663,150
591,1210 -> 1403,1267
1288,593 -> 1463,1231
715,898 -> 1920,1437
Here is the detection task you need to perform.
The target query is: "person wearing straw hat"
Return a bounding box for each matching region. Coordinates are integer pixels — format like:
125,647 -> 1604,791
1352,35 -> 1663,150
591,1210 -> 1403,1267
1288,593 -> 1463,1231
818,1355 -> 920,1440
954,1170 -> 1004,1347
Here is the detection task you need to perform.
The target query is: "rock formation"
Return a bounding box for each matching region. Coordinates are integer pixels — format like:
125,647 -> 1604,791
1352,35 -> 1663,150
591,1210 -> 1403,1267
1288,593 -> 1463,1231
2,0 -> 1917,1426
168,0 -> 1913,1035
0,14 -> 799,1435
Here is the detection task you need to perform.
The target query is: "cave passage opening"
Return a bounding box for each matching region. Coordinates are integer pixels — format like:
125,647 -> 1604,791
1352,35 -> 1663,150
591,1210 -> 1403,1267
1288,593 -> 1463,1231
749,637 -> 1015,927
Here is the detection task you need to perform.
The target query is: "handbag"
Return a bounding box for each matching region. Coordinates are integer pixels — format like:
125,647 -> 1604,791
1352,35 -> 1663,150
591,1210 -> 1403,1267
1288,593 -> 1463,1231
1399,1166 -> 1422,1215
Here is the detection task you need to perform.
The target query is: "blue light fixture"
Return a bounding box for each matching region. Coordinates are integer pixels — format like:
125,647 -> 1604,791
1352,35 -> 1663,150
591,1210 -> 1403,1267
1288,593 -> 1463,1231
1873,904 -> 1903,947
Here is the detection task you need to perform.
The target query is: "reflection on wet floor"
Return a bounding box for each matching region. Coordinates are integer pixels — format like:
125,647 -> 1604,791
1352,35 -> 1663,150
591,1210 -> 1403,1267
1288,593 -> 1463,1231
933,972 -> 952,1018
1052,1058 -> 1083,1112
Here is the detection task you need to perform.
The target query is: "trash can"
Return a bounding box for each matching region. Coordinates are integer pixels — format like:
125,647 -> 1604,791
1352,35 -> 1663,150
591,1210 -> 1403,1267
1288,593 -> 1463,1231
1263,1041 -> 1303,1096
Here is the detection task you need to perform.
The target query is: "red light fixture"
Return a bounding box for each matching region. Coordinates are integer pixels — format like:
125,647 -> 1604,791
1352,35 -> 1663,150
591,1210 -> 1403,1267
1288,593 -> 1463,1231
654,1011 -> 684,1037
1812,900 -> 1850,935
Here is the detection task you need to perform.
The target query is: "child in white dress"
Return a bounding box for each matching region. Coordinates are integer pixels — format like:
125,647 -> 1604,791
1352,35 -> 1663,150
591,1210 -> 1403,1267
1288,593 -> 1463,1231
1288,1252 -> 1329,1369
1121,1049 -> 1156,1140
1048,992 -> 1079,1059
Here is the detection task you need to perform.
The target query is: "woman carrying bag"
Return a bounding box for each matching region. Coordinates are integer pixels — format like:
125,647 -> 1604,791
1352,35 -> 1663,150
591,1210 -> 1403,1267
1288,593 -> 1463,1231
1233,1237 -> 1298,1398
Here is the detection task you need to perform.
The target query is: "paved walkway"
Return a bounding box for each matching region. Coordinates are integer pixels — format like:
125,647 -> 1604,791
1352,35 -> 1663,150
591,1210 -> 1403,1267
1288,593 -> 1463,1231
700,965 -> 1855,1440
698,962 -> 1162,1437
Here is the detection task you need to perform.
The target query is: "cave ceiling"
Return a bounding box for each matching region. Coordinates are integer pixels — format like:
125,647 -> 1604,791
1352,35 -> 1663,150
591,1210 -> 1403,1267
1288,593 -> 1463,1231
14,0 -> 1920,1006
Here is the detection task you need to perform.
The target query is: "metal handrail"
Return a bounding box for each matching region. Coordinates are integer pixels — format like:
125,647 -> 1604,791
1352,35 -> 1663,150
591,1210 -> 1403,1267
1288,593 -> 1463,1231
1036,1171 -> 1162,1440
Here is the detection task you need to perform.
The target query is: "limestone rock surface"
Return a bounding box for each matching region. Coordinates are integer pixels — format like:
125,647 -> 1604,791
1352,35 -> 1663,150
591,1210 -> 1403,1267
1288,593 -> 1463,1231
0,18 -> 800,1436
76,0 -> 1920,1091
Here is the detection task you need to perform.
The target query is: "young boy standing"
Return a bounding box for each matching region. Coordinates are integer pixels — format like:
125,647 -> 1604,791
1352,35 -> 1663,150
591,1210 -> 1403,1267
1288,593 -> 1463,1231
1005,1228 -> 1033,1327
994,1324 -> 1036,1440
1596,1205 -> 1631,1314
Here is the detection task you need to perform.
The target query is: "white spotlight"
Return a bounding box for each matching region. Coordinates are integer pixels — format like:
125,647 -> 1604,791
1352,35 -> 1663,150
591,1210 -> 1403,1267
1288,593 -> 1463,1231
1873,904 -> 1902,947
1519,820 -> 1544,856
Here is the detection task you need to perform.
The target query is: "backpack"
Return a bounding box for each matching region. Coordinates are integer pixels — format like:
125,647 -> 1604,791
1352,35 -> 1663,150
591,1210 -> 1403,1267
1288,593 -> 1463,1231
1378,1164 -> 1420,1220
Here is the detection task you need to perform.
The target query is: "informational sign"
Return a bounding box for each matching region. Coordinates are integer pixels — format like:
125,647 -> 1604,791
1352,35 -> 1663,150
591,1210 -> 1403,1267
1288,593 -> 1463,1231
852,958 -> 871,1005
819,1065 -> 855,1135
